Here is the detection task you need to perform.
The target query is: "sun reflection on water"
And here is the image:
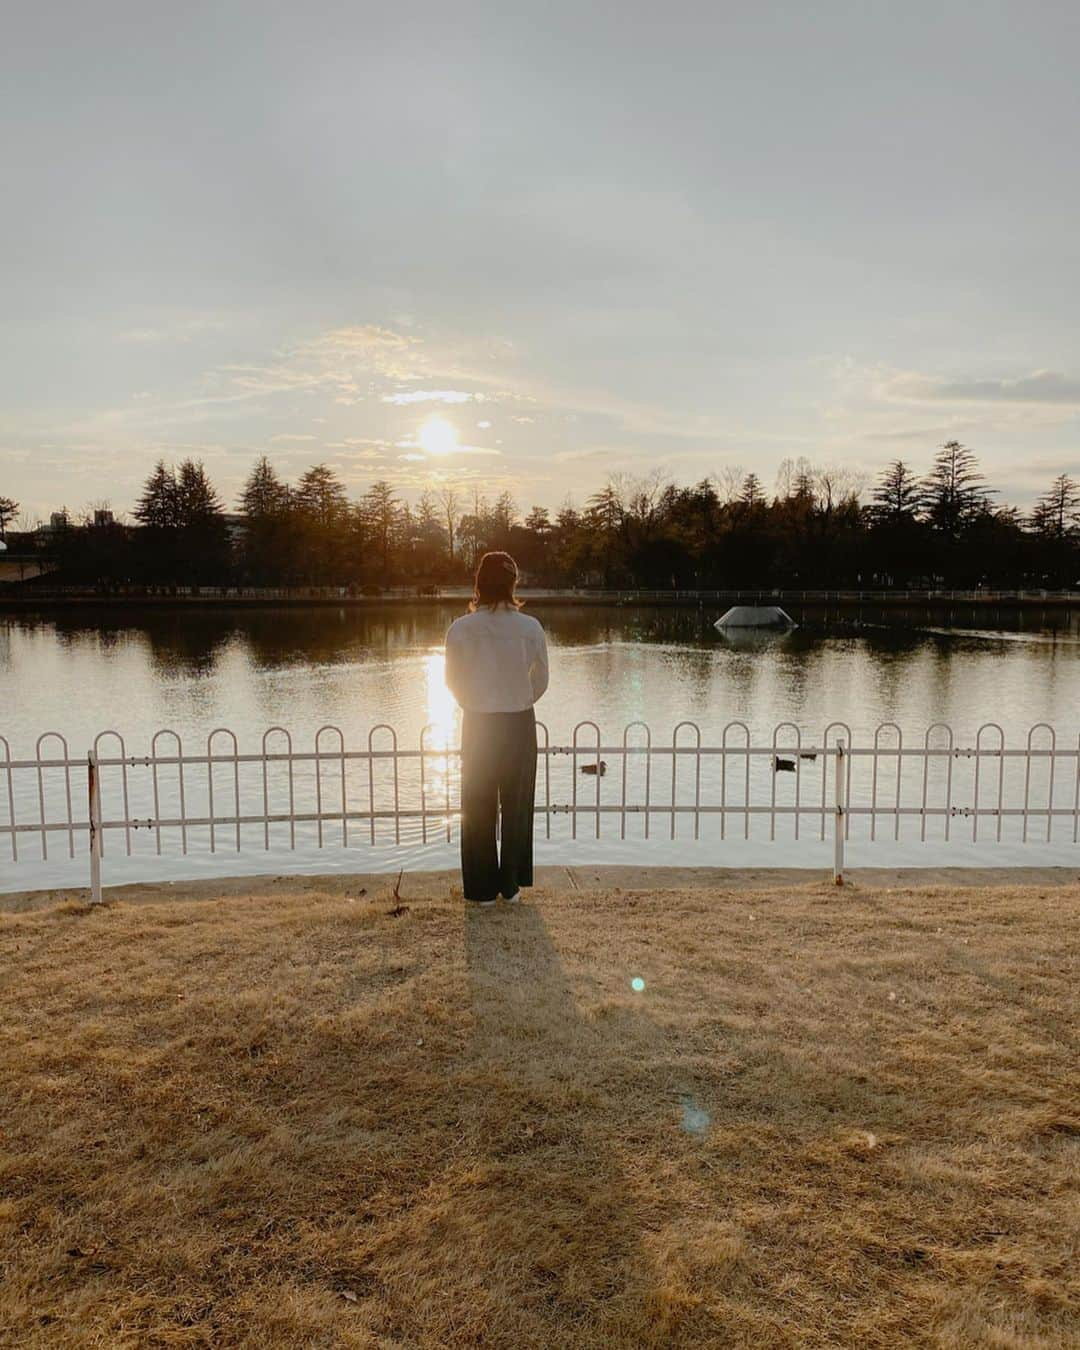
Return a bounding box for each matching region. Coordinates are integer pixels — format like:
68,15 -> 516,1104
423,650 -> 459,827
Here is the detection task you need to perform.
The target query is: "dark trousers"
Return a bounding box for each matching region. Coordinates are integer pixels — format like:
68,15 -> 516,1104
460,708 -> 537,902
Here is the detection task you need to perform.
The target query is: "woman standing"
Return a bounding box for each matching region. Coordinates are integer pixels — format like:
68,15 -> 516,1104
445,552 -> 549,907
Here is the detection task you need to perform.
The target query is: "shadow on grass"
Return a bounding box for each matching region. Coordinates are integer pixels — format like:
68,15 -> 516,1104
458,901 -> 681,1340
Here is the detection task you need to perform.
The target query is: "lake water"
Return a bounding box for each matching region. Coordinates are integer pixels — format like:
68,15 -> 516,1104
3,603 -> 1080,891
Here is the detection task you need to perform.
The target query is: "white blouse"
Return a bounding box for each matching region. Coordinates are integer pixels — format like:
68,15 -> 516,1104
445,608 -> 550,713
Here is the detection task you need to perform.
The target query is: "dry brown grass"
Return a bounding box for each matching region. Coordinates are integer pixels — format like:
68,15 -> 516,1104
1,876 -> 1077,1348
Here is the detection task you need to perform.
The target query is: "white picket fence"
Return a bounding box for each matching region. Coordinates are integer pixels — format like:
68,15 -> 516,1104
2,721 -> 1078,901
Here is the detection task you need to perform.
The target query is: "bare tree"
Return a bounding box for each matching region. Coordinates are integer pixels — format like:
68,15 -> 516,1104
438,485 -> 462,562
812,464 -> 868,516
715,464 -> 746,504
491,490 -> 518,544
0,495 -> 19,539
775,457 -> 815,501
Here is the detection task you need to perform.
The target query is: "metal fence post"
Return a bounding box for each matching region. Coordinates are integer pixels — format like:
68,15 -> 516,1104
88,750 -> 103,904
833,742 -> 845,886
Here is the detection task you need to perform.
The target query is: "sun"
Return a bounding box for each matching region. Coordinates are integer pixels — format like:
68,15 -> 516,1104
417,417 -> 459,456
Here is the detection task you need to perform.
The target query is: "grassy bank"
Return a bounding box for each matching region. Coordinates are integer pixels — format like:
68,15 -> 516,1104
1,877 -> 1077,1346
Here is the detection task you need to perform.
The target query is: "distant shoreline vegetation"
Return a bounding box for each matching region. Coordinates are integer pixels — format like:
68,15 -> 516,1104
3,445 -> 1078,591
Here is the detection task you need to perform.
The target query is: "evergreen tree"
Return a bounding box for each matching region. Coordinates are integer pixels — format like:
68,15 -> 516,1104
689,479 -> 720,535
525,505 -> 552,536
26,445 -> 1080,593
133,460 -> 179,529
585,483 -> 626,585
739,472 -> 764,507
1027,474 -> 1080,587
1030,474 -> 1080,539
409,491 -> 448,579
176,460 -> 228,583
416,490 -> 441,533
175,460 -> 224,527
361,480 -> 400,575
238,456 -> 293,583
555,498 -> 580,532
131,459 -> 228,583
586,484 -> 623,537
871,460 -> 923,523
491,490 -> 517,547
239,456 -> 290,519
922,442 -> 993,538
294,464 -> 348,528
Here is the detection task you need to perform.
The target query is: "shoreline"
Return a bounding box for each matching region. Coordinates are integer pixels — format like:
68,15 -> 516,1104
4,591 -> 1080,613
4,862 -> 1078,912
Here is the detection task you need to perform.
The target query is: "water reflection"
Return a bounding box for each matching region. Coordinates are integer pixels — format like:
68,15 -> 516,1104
424,650 -> 457,744
3,602 -> 1080,892
2,603 -> 1079,757
422,649 -> 459,832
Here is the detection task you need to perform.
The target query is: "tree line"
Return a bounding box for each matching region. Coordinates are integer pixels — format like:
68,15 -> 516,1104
5,442 -> 1079,591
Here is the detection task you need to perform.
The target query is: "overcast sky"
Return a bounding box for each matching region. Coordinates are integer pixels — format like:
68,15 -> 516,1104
3,0 -> 1079,522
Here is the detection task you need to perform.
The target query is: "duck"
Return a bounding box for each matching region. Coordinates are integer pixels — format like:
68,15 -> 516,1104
581,760 -> 608,776
774,757 -> 796,773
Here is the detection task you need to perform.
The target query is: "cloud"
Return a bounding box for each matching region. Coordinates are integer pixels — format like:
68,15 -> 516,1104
199,326 -> 425,411
117,317 -> 226,344
381,389 -> 478,405
882,369 -> 1080,405
552,448 -> 613,463
299,325 -> 424,380
864,425 -> 967,442
395,439 -> 501,457
270,433 -> 318,443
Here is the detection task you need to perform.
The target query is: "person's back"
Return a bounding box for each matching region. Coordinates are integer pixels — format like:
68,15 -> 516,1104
445,606 -> 548,713
445,552 -> 548,908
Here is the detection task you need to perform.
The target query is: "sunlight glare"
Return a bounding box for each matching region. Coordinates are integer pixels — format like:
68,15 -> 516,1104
418,416 -> 459,456
424,650 -> 457,746
423,651 -> 459,822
